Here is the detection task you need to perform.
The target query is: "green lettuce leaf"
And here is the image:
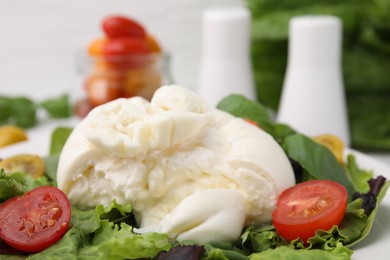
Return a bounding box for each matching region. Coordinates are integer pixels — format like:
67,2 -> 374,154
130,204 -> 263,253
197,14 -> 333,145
345,154 -> 373,193
0,170 -> 24,202
78,221 -> 170,259
28,200 -> 170,259
346,179 -> 389,247
9,172 -> 52,191
249,245 -> 352,260
96,199 -> 135,226
0,170 -> 52,203
203,241 -> 248,260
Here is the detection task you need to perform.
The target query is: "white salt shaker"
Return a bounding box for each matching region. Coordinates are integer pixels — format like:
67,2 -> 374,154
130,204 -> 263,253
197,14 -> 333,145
196,7 -> 256,107
277,15 -> 350,146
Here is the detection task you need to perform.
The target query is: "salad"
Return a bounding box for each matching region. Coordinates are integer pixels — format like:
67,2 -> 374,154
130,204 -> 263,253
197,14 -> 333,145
0,94 -> 389,260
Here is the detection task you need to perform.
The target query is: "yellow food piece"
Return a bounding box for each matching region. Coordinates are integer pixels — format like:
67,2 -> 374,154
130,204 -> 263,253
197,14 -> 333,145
0,125 -> 28,148
313,134 -> 344,164
0,154 -> 45,178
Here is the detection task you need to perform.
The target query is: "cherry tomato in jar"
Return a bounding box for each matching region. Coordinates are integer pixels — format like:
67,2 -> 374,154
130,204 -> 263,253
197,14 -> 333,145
102,37 -> 150,69
272,180 -> 348,243
0,186 -> 71,253
123,68 -> 162,100
88,37 -> 107,57
85,73 -> 123,107
73,98 -> 93,118
146,34 -> 162,53
102,15 -> 146,39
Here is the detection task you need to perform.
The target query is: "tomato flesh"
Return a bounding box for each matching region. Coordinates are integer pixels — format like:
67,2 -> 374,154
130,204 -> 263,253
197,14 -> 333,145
0,186 -> 71,253
272,180 -> 347,242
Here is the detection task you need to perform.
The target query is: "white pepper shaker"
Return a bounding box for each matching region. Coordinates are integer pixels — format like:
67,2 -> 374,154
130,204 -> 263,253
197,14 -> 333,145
196,7 -> 255,107
277,15 -> 350,145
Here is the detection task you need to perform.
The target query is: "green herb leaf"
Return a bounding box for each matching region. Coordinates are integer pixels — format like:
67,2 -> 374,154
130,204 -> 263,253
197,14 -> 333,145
10,97 -> 37,128
0,97 -> 12,123
40,94 -> 72,118
49,127 -> 73,155
217,94 -> 275,135
282,134 -> 355,199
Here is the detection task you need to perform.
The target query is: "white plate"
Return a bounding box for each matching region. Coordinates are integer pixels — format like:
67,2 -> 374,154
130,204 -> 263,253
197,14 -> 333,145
0,129 -> 389,259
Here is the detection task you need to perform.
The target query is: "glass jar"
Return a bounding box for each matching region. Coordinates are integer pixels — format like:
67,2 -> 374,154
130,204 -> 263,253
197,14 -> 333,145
74,51 -> 171,117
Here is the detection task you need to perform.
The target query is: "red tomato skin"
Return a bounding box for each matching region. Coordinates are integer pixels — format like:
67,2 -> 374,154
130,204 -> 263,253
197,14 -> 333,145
272,180 -> 348,243
103,37 -> 150,56
102,37 -> 150,69
102,15 -> 146,38
0,186 -> 71,253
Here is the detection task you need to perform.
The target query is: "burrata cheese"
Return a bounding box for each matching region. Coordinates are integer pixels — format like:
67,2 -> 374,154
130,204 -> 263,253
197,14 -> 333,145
57,85 -> 295,243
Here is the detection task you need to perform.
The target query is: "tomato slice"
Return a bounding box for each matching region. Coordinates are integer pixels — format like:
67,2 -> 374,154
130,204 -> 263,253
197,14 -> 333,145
0,186 -> 71,253
272,180 -> 347,243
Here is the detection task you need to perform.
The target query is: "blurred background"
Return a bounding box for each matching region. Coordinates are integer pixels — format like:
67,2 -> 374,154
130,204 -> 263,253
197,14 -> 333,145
0,0 -> 389,152
0,0 -> 244,99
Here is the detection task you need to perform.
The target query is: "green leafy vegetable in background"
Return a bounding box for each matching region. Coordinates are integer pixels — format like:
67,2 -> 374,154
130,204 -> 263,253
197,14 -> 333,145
246,0 -> 390,151
40,94 -> 72,119
0,94 -> 72,129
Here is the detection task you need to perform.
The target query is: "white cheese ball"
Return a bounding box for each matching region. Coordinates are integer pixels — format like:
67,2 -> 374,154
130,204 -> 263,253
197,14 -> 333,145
57,85 -> 295,242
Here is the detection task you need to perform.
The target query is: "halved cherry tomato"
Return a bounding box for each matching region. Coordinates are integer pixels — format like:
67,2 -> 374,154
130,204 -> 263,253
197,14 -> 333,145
102,15 -> 146,38
146,34 -> 162,53
0,154 -> 45,179
0,186 -> 71,253
272,180 -> 347,243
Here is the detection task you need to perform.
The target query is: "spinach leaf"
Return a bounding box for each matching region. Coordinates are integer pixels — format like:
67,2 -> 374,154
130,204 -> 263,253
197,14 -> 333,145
217,95 -> 275,135
282,134 -> 355,199
49,127 -> 73,155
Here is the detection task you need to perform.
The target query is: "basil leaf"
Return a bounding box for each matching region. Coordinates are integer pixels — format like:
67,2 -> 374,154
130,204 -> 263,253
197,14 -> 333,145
217,95 -> 275,135
40,94 -> 72,118
282,134 -> 355,199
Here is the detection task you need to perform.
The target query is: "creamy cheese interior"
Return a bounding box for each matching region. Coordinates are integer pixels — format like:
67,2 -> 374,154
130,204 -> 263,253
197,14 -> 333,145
57,85 -> 295,242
